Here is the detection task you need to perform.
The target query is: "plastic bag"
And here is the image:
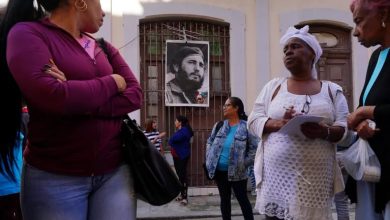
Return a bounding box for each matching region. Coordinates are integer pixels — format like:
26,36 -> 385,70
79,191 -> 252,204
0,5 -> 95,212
340,138 -> 381,182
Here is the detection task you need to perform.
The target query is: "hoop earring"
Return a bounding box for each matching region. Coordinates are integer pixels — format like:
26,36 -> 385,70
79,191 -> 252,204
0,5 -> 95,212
75,0 -> 88,12
382,21 -> 386,28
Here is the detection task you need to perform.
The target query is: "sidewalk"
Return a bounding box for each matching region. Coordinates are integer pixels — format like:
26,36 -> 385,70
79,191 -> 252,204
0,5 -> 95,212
136,192 -> 356,219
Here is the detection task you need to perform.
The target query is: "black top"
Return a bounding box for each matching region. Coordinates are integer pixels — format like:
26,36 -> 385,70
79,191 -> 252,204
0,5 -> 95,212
346,47 -> 390,212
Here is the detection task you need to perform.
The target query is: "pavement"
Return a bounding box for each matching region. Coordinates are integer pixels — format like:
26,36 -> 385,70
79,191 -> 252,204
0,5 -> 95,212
136,190 -> 356,220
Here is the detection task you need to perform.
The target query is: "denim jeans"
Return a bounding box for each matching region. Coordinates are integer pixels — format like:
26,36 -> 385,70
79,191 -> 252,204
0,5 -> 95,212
21,163 -> 136,220
334,151 -> 350,220
356,181 -> 384,220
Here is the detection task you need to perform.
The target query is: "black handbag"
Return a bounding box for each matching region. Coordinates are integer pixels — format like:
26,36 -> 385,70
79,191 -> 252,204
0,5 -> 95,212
121,115 -> 182,206
97,38 -> 181,205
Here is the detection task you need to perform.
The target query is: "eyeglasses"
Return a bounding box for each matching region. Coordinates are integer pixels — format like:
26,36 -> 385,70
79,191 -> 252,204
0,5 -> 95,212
223,103 -> 232,108
301,95 -> 312,114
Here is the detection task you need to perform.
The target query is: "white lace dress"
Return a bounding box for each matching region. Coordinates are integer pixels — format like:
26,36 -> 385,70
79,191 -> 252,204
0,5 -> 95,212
255,81 -> 338,220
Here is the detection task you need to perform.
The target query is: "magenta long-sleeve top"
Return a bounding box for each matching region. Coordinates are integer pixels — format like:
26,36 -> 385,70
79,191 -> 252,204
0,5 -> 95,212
6,18 -> 142,176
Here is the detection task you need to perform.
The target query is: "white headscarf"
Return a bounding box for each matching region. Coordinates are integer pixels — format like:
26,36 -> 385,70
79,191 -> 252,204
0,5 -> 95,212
280,25 -> 322,78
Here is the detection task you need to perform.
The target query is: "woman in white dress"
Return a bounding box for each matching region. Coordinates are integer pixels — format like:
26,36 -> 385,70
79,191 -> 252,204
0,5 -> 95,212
247,25 -> 349,220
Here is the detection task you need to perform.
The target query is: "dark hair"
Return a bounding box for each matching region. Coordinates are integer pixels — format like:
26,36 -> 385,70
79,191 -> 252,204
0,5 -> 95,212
145,119 -> 156,133
0,0 -> 61,180
350,0 -> 390,12
229,97 -> 248,121
170,46 -> 205,73
176,115 -> 194,136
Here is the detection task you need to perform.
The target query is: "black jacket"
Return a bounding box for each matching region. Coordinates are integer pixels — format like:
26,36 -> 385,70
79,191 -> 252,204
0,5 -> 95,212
346,47 -> 390,212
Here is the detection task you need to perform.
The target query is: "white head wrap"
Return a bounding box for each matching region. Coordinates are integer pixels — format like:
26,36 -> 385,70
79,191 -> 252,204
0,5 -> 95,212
280,25 -> 322,78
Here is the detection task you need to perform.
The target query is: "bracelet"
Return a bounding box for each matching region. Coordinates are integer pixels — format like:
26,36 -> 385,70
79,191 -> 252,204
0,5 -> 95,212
325,127 -> 331,140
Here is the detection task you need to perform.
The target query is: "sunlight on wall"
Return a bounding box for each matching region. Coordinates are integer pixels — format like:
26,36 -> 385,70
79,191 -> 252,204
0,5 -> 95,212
101,0 -> 111,14
113,0 -> 144,16
141,0 -> 172,2
141,0 -> 172,3
0,0 -> 7,7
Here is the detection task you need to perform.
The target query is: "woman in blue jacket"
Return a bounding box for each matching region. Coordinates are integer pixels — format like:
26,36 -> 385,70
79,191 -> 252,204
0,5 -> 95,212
168,115 -> 193,205
206,97 -> 259,220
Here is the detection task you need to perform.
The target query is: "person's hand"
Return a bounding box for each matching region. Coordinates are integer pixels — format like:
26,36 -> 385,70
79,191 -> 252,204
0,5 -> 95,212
196,94 -> 205,104
44,59 -> 67,82
264,106 -> 298,133
355,120 -> 377,139
347,106 -> 375,129
159,132 -> 167,138
300,122 -> 327,139
111,74 -> 127,92
283,106 -> 296,119
265,118 -> 289,133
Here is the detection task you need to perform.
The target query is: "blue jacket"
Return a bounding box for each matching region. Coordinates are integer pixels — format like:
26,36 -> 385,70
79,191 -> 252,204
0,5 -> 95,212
168,126 -> 193,160
205,120 -> 259,181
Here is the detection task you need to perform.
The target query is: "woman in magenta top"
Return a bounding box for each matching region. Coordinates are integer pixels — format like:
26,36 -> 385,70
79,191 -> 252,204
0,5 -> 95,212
0,0 -> 142,219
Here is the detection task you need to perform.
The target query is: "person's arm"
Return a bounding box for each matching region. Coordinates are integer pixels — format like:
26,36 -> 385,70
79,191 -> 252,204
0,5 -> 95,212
93,42 -> 142,116
247,78 -> 287,137
371,102 -> 390,130
206,122 -> 222,149
169,128 -> 191,143
244,131 -> 260,167
7,23 -> 119,116
158,131 -> 167,138
324,87 -> 349,143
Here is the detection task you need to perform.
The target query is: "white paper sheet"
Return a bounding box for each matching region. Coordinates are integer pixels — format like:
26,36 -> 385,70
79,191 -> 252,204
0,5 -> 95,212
278,115 -> 324,138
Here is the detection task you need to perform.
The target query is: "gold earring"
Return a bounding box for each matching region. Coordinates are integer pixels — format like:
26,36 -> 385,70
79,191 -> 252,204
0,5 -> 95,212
382,21 -> 386,28
75,0 -> 88,12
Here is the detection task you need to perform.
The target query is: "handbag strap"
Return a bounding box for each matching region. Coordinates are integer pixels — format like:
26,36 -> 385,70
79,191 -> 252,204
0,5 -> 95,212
96,38 -> 112,63
97,38 -> 133,124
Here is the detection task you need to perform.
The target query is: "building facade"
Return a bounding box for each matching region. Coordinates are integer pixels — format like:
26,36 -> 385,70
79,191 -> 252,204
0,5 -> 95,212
94,0 -> 372,187
0,0 -> 373,187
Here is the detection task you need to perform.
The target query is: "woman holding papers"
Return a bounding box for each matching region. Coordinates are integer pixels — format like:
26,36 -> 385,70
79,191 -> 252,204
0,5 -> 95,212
247,25 -> 349,220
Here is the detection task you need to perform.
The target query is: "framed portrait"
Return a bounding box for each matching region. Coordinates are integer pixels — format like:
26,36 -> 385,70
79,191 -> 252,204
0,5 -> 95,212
165,40 -> 209,107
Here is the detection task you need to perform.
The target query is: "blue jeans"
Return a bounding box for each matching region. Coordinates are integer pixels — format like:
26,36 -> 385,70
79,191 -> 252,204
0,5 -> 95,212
334,151 -> 350,220
21,163 -> 136,220
356,181 -> 388,220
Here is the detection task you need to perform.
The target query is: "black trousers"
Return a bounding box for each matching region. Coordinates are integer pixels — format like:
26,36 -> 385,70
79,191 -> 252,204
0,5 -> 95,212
0,193 -> 22,220
215,170 -> 254,220
173,156 -> 189,199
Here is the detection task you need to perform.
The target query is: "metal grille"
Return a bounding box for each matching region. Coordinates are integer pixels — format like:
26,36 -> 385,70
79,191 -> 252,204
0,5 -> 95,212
139,18 -> 230,186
